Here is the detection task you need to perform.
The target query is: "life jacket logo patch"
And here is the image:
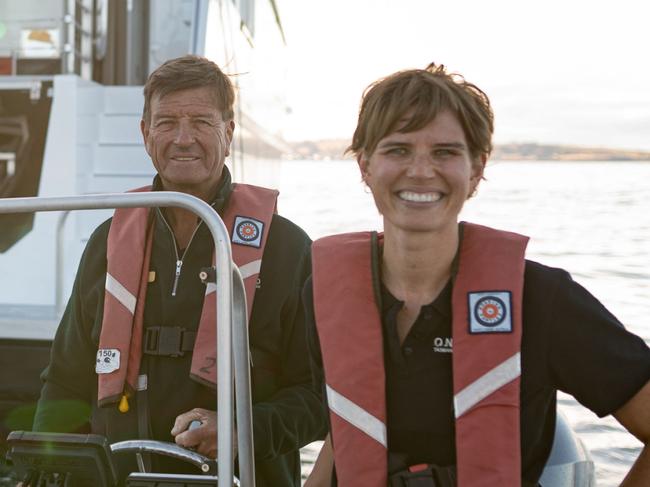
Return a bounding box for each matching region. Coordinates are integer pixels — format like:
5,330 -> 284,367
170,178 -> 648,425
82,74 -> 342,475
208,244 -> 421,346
232,216 -> 264,248
468,291 -> 512,334
95,348 -> 120,374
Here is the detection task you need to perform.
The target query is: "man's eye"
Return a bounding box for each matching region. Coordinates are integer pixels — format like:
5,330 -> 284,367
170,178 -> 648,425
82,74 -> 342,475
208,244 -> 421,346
155,120 -> 173,128
434,149 -> 457,157
387,147 -> 408,156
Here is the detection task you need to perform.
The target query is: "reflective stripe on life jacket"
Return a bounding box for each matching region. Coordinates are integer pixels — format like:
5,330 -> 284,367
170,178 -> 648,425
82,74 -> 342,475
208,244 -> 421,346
97,183 -> 278,406
311,222 -> 529,487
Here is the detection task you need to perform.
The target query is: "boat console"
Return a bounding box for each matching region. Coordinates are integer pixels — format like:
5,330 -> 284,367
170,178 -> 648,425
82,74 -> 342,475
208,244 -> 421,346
6,431 -> 117,487
6,431 -> 232,487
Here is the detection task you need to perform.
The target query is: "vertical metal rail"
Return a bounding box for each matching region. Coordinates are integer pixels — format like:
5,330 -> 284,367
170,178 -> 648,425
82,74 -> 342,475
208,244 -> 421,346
78,0 -> 94,80
62,0 -> 75,74
0,192 -> 253,487
231,266 -> 255,487
125,0 -> 134,84
55,210 -> 71,316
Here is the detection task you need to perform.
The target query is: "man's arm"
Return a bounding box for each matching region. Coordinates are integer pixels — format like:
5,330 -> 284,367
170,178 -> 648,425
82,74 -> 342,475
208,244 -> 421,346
249,261 -> 328,459
174,224 -> 327,460
32,222 -> 109,432
615,379 -> 650,486
246,223 -> 328,459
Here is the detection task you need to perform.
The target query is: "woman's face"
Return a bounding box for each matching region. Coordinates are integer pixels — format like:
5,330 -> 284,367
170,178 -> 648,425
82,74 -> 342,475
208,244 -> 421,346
359,110 -> 484,236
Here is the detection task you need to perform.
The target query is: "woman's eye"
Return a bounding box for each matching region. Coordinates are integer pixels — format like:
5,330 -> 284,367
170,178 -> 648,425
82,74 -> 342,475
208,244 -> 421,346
387,147 -> 407,156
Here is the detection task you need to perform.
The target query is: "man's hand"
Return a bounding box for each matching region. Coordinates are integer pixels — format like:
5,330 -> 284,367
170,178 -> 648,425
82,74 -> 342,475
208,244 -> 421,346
171,408 -> 237,459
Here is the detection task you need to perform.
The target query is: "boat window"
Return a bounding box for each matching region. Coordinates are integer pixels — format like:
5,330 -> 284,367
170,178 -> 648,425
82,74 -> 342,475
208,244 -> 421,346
0,1 -> 65,76
0,81 -> 52,252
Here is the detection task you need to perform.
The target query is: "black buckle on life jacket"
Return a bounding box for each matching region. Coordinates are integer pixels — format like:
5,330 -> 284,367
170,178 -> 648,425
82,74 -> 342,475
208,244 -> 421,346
389,464 -> 456,487
143,326 -> 196,357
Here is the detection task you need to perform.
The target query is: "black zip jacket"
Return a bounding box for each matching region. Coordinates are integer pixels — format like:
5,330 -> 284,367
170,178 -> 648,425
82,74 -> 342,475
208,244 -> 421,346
33,169 -> 327,486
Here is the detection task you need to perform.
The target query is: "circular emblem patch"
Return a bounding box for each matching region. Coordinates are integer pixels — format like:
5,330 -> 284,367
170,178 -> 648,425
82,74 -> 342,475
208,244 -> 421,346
474,296 -> 507,327
236,220 -> 259,242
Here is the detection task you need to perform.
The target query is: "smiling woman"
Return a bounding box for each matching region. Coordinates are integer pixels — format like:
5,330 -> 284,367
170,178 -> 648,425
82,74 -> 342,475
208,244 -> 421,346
359,111 -> 483,236
302,63 -> 650,487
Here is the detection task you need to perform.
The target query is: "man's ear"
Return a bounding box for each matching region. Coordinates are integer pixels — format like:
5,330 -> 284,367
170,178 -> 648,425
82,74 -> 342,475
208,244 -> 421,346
225,119 -> 235,157
140,119 -> 151,156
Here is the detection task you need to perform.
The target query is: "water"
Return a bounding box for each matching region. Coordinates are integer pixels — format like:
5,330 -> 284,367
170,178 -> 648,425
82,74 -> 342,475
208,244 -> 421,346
241,159 -> 650,486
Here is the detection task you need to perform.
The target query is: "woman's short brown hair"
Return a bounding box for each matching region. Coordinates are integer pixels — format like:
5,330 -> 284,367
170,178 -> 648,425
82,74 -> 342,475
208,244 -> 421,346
348,63 -> 494,163
142,55 -> 235,123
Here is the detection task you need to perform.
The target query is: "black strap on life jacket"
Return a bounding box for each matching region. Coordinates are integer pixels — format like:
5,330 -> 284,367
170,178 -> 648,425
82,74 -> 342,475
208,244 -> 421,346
143,326 -> 197,357
389,463 -> 455,487
388,464 -> 540,487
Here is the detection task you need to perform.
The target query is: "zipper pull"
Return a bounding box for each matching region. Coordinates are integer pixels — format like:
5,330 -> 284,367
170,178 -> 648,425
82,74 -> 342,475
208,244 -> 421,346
172,259 -> 183,296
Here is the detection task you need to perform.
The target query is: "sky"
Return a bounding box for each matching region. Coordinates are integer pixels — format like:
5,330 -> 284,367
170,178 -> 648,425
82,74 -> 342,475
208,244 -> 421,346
279,0 -> 650,151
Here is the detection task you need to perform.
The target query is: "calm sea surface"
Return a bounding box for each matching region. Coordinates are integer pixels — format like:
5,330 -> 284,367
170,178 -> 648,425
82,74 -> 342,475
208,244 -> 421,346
241,159 -> 650,486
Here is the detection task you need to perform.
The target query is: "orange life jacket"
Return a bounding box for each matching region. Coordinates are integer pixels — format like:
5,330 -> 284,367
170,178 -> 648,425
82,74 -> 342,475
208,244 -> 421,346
96,183 -> 278,406
311,222 -> 528,487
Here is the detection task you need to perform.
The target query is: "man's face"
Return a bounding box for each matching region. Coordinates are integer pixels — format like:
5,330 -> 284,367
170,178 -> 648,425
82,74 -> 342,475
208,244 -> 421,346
141,86 -> 234,199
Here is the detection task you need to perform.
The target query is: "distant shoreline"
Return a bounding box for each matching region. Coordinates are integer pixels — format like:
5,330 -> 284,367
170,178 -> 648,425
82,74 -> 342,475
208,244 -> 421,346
285,140 -> 650,162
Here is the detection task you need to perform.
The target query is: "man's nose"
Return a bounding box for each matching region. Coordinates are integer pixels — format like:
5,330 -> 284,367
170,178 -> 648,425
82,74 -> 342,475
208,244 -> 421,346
174,120 -> 196,146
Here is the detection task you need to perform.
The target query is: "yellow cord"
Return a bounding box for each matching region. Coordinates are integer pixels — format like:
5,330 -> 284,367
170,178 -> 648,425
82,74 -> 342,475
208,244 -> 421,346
118,394 -> 130,413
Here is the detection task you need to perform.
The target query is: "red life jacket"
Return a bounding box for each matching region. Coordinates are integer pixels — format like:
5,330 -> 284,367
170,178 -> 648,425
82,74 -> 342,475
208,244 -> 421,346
311,223 -> 528,487
96,183 -> 278,406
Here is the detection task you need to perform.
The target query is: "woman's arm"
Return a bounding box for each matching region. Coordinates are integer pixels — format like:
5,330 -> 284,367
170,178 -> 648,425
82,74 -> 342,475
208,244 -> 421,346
305,433 -> 334,487
615,380 -> 650,486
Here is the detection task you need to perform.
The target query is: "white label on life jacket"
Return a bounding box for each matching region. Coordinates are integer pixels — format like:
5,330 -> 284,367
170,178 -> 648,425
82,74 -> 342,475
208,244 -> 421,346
468,291 -> 512,334
95,349 -> 120,374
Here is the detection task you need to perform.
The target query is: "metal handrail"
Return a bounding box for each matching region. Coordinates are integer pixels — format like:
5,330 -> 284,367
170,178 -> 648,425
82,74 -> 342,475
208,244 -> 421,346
0,191 -> 254,487
231,265 -> 254,487
55,210 -> 70,316
111,439 -> 214,474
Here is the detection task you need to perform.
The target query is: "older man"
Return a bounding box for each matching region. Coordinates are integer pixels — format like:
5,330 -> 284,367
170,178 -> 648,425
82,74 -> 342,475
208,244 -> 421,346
33,55 -> 326,486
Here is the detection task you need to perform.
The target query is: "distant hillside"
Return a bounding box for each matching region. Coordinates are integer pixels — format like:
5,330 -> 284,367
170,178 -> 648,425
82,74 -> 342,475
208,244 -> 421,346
286,139 -> 353,160
492,143 -> 650,161
285,139 -> 650,162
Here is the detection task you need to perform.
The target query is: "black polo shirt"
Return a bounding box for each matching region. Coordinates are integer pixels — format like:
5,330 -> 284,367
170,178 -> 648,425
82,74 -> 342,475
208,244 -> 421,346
382,281 -> 457,469
304,259 -> 650,484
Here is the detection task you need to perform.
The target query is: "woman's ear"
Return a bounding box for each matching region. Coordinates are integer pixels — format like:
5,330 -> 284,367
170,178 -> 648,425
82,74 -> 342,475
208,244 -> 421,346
473,153 -> 487,179
358,154 -> 370,182
468,154 -> 487,197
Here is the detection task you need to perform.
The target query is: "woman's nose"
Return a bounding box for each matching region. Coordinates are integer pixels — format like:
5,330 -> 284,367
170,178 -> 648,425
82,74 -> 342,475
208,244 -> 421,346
406,153 -> 436,178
